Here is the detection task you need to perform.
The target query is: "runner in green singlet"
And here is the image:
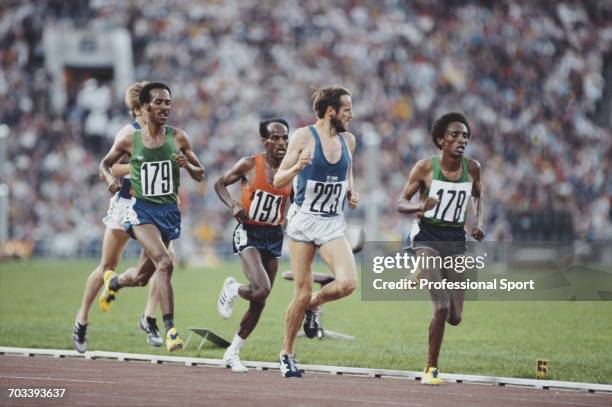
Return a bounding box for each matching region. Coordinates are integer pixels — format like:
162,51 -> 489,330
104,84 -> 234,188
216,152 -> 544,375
98,82 -> 205,352
398,112 -> 485,385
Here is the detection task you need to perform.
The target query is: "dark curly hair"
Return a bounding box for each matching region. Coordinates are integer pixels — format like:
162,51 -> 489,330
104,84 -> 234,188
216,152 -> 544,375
431,112 -> 470,149
139,82 -> 172,106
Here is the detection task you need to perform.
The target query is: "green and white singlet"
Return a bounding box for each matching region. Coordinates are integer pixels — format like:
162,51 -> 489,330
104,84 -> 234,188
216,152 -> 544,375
130,126 -> 180,205
422,156 -> 472,228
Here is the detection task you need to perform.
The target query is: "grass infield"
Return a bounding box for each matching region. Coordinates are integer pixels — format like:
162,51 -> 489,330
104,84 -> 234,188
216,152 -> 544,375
1,259 -> 611,384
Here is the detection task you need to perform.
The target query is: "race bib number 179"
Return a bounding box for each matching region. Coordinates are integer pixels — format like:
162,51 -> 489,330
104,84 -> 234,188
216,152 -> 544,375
142,160 -> 173,197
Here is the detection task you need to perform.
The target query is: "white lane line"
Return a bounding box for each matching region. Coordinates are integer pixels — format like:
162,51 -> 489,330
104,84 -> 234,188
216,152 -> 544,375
2,347 -> 611,393
0,375 -> 116,384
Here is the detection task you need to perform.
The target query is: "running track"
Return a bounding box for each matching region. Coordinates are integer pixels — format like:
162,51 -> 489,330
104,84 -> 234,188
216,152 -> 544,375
0,355 -> 610,406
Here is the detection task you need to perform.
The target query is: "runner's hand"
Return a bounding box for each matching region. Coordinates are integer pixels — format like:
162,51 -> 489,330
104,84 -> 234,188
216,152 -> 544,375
416,197 -> 438,218
471,226 -> 485,241
232,203 -> 249,223
107,177 -> 121,194
348,190 -> 359,209
175,153 -> 189,168
294,149 -> 313,172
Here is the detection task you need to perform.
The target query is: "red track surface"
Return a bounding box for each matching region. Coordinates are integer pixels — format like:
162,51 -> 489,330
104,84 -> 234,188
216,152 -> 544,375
0,355 -> 610,406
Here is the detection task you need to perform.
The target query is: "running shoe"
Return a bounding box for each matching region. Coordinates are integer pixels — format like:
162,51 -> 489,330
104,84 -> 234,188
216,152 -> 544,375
223,346 -> 248,373
303,308 -> 320,338
71,322 -> 87,354
280,354 -> 302,378
421,367 -> 444,385
165,327 -> 183,352
98,270 -> 117,312
217,277 -> 237,319
138,315 -> 163,347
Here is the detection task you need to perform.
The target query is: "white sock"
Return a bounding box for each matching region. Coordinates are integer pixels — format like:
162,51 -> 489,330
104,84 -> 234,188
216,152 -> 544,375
229,334 -> 245,352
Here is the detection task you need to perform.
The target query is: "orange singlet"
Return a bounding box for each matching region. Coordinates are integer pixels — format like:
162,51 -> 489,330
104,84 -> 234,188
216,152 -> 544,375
240,154 -> 292,226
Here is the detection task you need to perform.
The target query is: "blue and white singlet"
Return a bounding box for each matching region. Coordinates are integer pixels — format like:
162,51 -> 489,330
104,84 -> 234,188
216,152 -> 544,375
116,120 -> 140,199
293,126 -> 350,217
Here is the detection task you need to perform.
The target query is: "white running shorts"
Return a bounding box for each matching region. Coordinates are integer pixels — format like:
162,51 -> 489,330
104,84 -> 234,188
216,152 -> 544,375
286,204 -> 347,246
102,194 -> 135,230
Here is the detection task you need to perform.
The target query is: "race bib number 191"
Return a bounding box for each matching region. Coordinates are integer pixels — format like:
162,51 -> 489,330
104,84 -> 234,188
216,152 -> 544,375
249,190 -> 284,225
142,160 -> 173,196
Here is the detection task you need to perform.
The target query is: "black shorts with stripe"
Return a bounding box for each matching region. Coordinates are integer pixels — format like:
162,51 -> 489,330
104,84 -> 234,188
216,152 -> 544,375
410,220 -> 467,257
232,223 -> 284,258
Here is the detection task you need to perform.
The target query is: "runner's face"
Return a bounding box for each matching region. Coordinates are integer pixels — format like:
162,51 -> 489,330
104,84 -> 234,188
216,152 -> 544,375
262,123 -> 289,160
439,121 -> 469,158
330,95 -> 353,132
146,89 -> 171,125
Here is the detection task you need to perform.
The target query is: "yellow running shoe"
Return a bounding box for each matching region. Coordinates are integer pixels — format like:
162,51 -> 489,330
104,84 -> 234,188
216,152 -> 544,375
166,327 -> 183,352
415,271 -> 422,284
421,367 -> 444,385
98,270 -> 117,312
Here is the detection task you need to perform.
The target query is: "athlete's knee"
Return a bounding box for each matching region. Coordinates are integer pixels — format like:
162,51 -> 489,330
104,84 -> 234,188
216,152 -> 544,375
154,254 -> 174,275
433,304 -> 450,320
92,266 -> 107,281
293,291 -> 312,308
293,278 -> 312,295
336,277 -> 357,297
251,284 -> 271,301
447,314 -> 462,326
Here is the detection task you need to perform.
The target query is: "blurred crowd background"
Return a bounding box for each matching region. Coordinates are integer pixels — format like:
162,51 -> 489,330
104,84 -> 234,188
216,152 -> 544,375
1,0 -> 611,259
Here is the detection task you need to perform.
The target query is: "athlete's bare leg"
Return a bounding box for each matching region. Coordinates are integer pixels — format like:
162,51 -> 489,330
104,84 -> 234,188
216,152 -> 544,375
445,267 -> 465,326
309,237 -> 357,309
236,249 -> 278,339
144,243 -> 175,317
237,248 -> 273,301
129,224 -> 174,317
281,240 -> 316,355
117,250 -> 154,286
76,228 -> 128,325
115,242 -> 175,318
143,272 -> 160,317
418,248 -> 465,368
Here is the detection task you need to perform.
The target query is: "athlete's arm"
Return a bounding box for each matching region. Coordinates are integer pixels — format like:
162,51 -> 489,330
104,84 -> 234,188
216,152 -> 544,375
100,131 -> 132,193
108,125 -> 136,177
273,128 -> 312,188
397,159 -> 437,216
214,156 -> 256,223
468,159 -> 485,241
110,162 -> 130,177
175,129 -> 205,182
344,132 -> 359,209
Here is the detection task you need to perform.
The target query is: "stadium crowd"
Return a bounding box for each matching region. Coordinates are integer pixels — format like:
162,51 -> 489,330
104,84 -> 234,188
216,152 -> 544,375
1,0 -> 611,256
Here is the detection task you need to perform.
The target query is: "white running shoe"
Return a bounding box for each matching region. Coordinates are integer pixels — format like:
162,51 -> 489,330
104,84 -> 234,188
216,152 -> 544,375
223,347 -> 248,373
279,354 -> 302,378
217,277 -> 238,319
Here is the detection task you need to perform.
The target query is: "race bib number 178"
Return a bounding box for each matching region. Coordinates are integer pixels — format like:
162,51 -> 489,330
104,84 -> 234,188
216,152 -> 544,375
424,179 -> 472,223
